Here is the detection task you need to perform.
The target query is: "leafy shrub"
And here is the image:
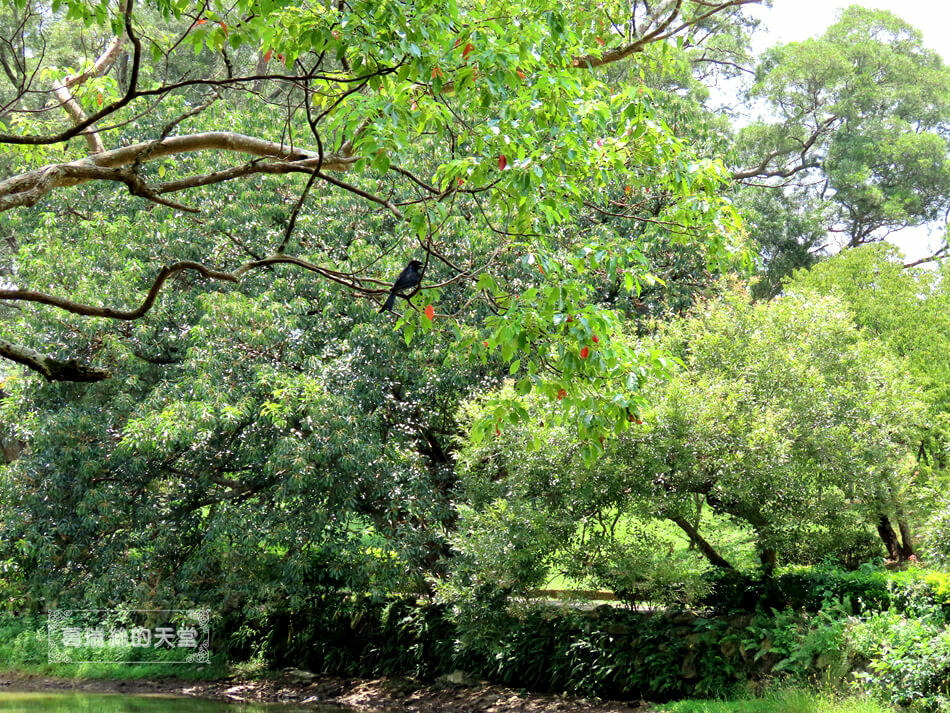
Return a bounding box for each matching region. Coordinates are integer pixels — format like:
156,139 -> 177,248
847,611 -> 950,711
703,564 -> 950,617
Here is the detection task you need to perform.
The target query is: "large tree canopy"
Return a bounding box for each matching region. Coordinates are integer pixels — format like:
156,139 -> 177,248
0,0 -> 763,608
0,0 -> 759,451
450,283 -> 925,611
734,6 -> 950,287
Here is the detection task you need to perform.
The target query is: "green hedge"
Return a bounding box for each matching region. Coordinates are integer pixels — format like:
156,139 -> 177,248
219,566 -> 950,705
7,565 -> 950,707
703,565 -> 950,616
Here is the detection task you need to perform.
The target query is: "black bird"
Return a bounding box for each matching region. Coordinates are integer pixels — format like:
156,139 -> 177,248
379,259 -> 424,312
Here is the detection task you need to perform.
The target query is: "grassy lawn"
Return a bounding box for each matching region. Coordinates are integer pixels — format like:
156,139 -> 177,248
0,615 -> 231,681
652,689 -> 892,713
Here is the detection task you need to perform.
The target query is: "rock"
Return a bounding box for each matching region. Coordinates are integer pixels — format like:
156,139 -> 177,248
680,652 -> 699,679
284,668 -> 317,681
721,640 -> 738,659
667,613 -> 697,626
436,670 -> 479,687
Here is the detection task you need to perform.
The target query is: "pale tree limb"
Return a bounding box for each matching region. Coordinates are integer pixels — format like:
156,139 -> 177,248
51,35 -> 126,154
0,132 -> 355,212
50,3 -> 128,154
0,0 -> 142,147
0,337 -> 111,382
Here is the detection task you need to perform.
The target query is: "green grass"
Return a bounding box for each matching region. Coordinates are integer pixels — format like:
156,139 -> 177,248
541,508 -> 759,595
0,615 -> 230,681
652,689 -> 893,713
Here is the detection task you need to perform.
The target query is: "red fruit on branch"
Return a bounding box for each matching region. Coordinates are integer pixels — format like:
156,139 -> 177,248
580,347 -> 589,359
557,389 -> 566,401
498,154 -> 507,170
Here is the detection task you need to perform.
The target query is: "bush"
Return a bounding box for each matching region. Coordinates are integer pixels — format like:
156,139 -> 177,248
848,611 -> 950,711
702,564 -> 950,616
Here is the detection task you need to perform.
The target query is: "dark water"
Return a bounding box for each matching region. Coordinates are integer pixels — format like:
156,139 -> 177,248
0,692 -> 350,712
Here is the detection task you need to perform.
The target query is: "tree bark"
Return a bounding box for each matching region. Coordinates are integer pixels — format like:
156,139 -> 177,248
669,514 -> 734,569
0,338 -> 110,382
896,511 -> 916,559
877,514 -> 902,560
251,52 -> 268,93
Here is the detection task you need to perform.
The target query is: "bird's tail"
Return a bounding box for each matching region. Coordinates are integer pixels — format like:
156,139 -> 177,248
379,290 -> 397,313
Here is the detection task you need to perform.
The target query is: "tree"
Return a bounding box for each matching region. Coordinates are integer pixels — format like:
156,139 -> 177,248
733,6 -> 950,283
786,244 -> 950,559
0,0 -> 764,609
451,284 -> 924,606
0,0 -> 756,450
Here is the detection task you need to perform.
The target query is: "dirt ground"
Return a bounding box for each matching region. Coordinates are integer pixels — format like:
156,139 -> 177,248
0,671 -> 654,712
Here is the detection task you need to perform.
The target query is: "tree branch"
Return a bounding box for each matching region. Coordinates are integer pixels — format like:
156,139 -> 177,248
0,261 -> 239,320
0,338 -> 111,382
903,244 -> 949,268
50,15 -> 127,154
0,132 -> 354,212
668,514 -> 734,569
572,0 -> 759,69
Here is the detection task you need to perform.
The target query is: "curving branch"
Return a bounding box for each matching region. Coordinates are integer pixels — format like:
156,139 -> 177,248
731,115 -> 838,182
0,246 -> 466,381
0,338 -> 111,382
0,0 -> 142,147
0,253 -> 400,324
0,261 -> 238,320
0,256 -> 367,382
903,243 -> 949,269
0,132 -> 354,212
572,0 -> 759,69
51,13 -> 127,154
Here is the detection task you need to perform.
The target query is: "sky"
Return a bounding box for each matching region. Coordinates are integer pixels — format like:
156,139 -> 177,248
745,1 -> 950,262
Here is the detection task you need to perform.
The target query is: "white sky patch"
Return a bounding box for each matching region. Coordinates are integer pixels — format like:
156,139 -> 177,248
741,1 -> 950,263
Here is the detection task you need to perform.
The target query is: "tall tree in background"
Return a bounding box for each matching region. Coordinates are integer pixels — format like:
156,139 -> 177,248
734,6 -> 950,291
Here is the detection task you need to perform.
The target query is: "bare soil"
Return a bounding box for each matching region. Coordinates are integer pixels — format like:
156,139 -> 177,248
0,671 -> 653,712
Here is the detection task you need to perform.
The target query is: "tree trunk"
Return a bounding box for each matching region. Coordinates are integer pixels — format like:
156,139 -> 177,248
252,52 -> 268,93
669,515 -> 734,570
897,513 -> 916,560
877,514 -> 902,560
117,51 -> 129,92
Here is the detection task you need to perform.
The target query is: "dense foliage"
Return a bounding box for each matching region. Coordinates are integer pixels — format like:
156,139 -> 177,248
1,0 -> 949,709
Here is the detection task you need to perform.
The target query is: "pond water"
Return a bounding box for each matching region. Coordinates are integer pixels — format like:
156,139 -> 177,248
0,691 -> 350,712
